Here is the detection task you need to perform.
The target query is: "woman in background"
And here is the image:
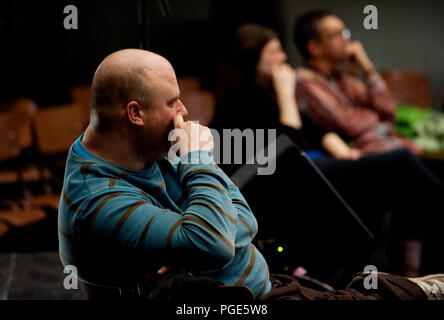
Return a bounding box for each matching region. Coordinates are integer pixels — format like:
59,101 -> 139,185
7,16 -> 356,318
211,23 -> 444,278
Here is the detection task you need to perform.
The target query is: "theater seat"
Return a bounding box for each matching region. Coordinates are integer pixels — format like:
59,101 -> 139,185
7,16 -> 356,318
381,69 -> 432,108
0,208 -> 46,228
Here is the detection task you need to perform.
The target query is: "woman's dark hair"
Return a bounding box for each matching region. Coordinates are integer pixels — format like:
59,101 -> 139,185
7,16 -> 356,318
231,24 -> 278,76
293,9 -> 334,59
215,23 -> 278,103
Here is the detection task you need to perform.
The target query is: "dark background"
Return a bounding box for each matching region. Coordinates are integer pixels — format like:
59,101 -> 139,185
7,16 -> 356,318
1,0 -> 442,109
0,0 -> 281,107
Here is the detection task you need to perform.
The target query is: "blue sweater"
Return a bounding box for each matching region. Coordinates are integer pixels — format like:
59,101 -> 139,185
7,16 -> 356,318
58,136 -> 271,298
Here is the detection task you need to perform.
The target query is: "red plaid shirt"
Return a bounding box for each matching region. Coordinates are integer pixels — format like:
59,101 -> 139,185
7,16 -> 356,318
296,64 -> 420,155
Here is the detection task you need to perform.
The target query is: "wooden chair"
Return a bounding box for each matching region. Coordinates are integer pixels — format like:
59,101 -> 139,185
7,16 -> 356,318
0,208 -> 46,228
0,111 -> 47,237
70,85 -> 91,128
442,89 -> 444,109
380,69 -> 432,108
0,222 -> 9,237
0,99 -> 52,188
0,98 -> 37,152
27,104 -> 86,211
0,111 -> 22,202
33,103 -> 85,156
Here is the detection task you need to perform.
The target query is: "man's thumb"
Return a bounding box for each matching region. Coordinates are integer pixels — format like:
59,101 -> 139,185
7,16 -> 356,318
173,114 -> 184,128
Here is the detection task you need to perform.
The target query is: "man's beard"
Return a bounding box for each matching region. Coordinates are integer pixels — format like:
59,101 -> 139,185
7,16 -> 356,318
133,130 -> 169,165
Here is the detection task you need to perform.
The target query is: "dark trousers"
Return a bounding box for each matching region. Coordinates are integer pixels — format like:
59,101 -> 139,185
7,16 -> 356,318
314,148 -> 444,273
262,273 -> 427,300
314,148 -> 444,241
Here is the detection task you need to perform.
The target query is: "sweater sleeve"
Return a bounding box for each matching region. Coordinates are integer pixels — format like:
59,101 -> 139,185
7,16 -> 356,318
213,164 -> 258,243
365,72 -> 397,122
78,150 -> 238,271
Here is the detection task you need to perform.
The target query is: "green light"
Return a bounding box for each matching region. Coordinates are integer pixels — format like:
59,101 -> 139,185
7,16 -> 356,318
284,266 -> 289,272
277,246 -> 284,253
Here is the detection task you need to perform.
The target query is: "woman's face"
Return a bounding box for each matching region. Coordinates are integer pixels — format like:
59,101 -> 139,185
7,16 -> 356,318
256,38 -> 287,78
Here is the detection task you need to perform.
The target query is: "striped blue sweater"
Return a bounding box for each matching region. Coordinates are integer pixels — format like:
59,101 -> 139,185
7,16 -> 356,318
58,137 -> 271,298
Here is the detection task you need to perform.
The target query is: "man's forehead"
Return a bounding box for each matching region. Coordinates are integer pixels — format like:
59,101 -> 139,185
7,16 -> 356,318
147,66 -> 179,96
319,15 -> 345,33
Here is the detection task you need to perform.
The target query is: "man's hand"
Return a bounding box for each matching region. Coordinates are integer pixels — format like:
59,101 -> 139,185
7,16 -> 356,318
171,114 -> 214,157
344,41 -> 374,74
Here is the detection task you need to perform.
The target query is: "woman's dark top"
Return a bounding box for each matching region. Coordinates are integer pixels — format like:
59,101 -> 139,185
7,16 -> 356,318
211,80 -> 327,151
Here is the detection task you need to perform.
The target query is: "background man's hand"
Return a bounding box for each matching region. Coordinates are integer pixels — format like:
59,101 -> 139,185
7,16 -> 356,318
172,115 -> 214,157
344,41 -> 374,74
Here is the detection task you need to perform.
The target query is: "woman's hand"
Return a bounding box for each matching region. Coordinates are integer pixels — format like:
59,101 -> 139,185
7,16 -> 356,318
322,132 -> 362,160
345,148 -> 362,160
271,63 -> 301,130
271,63 -> 297,99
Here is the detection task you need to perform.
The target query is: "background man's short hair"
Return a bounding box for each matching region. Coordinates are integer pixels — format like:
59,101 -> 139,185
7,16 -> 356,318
293,9 -> 334,59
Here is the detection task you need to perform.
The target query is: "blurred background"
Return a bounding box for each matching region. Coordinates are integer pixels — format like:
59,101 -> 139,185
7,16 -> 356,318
0,0 -> 443,299
1,0 -> 443,108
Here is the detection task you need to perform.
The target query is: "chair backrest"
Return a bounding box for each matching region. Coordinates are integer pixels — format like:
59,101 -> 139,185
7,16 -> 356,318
70,85 -> 91,128
0,111 -> 21,162
380,69 -> 432,108
33,104 -> 85,155
442,89 -> 444,109
0,98 -> 37,151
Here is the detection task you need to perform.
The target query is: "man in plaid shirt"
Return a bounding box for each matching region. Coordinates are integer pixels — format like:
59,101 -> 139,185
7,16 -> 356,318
293,10 -> 421,156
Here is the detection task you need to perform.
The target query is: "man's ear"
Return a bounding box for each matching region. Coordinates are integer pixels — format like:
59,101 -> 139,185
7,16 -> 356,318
126,101 -> 145,127
307,39 -> 322,58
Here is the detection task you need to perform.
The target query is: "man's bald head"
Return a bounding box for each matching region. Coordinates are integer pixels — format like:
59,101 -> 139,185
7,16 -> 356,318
90,49 -> 172,131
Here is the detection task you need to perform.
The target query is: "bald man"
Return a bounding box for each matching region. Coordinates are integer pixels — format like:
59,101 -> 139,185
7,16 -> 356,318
59,49 -> 443,301
58,49 -> 270,299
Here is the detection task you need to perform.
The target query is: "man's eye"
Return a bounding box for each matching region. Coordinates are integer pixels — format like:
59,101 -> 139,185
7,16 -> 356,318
168,98 -> 179,106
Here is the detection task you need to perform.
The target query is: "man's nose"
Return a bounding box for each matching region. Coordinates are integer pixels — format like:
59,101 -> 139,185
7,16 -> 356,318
176,99 -> 188,117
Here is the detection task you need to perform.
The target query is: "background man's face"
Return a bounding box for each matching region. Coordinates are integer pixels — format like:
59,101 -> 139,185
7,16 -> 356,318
316,15 -> 349,62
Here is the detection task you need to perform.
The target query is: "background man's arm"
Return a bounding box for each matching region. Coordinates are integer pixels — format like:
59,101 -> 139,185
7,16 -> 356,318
365,71 -> 397,122
296,78 -> 379,138
345,41 -> 397,122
